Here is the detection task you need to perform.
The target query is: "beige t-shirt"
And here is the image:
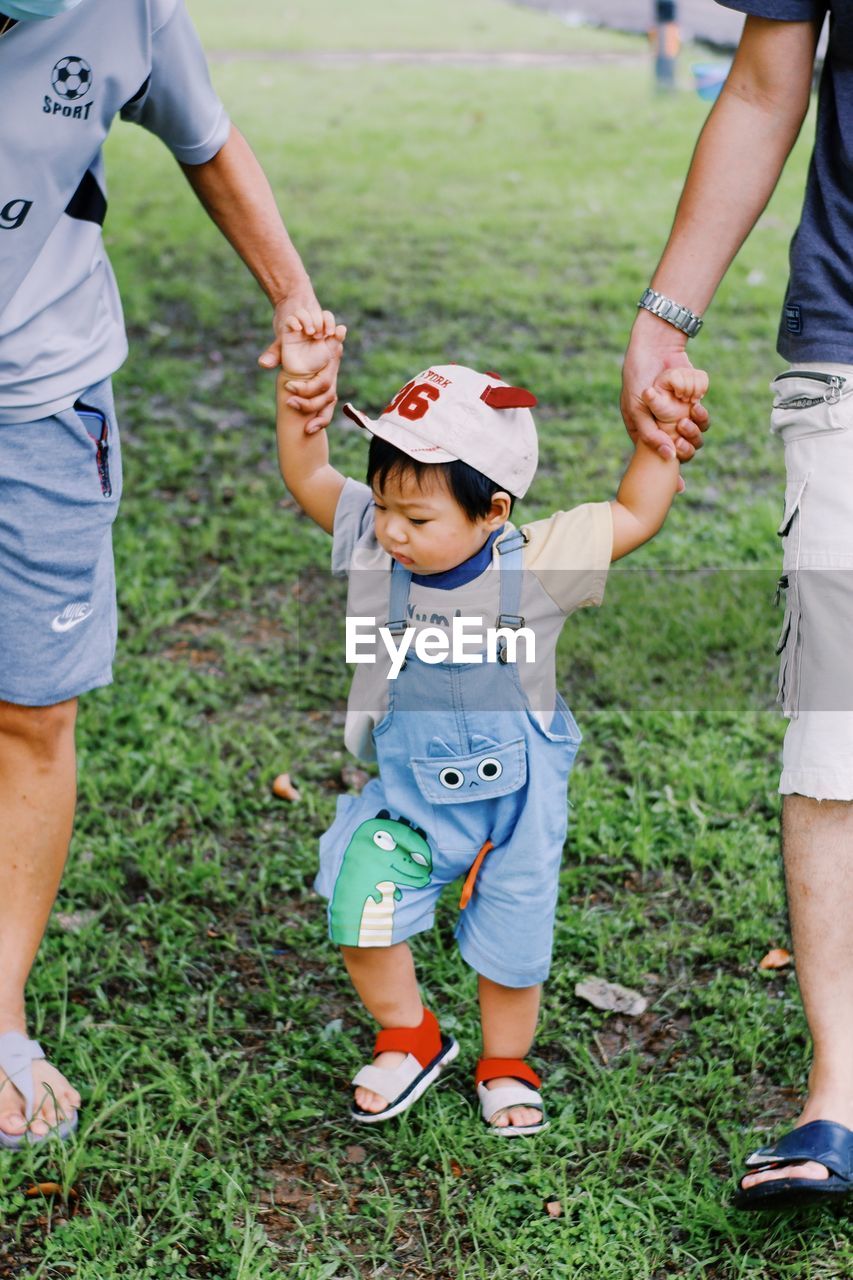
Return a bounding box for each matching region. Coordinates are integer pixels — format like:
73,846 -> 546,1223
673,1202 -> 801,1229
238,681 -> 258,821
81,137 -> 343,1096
333,479 -> 613,760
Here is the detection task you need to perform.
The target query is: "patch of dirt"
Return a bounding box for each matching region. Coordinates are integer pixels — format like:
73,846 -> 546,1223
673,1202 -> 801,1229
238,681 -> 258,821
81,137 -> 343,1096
259,1157 -> 457,1278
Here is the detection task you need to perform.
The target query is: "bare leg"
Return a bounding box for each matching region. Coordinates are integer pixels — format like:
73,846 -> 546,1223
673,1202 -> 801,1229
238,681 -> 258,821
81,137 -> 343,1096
742,794 -> 853,1190
478,975 -> 543,1128
342,942 -> 423,1114
0,698 -> 82,1138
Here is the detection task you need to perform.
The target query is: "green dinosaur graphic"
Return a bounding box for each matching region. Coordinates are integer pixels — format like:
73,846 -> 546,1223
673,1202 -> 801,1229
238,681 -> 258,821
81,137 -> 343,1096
330,811 -> 432,947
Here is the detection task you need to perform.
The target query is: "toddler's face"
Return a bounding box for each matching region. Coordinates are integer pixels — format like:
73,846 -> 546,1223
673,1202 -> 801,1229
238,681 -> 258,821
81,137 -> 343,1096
372,467 -> 505,575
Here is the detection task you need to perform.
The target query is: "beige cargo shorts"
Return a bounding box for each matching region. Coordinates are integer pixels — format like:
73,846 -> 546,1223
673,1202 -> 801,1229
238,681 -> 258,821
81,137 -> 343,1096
773,362 -> 853,799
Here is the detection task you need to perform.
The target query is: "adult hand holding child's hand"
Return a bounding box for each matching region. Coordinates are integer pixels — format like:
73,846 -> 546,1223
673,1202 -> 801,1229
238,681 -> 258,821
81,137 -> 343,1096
621,317 -> 709,462
280,313 -> 347,433
638,365 -> 710,493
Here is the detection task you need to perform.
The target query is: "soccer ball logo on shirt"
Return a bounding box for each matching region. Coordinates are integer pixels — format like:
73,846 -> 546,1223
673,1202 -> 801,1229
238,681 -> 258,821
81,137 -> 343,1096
51,55 -> 92,101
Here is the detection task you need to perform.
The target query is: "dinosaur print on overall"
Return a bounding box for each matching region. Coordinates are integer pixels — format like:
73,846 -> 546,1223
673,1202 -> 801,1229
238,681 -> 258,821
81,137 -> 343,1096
330,811 -> 433,946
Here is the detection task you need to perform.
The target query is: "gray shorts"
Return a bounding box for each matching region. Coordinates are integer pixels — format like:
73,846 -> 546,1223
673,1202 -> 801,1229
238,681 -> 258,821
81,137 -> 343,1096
0,378 -> 122,707
773,363 -> 853,800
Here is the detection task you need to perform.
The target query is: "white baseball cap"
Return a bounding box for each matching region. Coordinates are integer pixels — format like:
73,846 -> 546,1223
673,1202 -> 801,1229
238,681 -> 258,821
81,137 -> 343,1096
343,364 -> 539,498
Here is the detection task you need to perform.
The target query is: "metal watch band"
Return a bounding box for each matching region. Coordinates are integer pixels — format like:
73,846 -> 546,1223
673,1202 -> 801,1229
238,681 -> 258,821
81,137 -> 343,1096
637,287 -> 703,338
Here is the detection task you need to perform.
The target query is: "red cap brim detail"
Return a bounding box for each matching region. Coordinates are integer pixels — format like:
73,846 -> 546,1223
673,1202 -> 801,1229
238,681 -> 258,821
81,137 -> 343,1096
481,385 -> 538,409
343,403 -> 372,430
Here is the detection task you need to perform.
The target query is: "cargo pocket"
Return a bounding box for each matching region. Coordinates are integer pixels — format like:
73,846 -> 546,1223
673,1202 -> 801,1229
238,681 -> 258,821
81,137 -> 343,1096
775,476 -> 808,719
777,473 -> 808,569
770,370 -> 849,443
775,572 -> 802,719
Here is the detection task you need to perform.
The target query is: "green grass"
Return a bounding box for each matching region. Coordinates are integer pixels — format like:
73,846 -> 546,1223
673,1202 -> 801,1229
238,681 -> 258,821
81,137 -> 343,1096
2,3 -> 843,1277
187,0 -> 638,54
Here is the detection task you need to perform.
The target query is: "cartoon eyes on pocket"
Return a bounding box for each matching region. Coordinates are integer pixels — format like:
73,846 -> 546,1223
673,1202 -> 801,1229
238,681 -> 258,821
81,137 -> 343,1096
373,830 -> 397,850
410,849 -> 430,867
438,767 -> 465,790
438,758 -> 503,789
477,758 -> 502,781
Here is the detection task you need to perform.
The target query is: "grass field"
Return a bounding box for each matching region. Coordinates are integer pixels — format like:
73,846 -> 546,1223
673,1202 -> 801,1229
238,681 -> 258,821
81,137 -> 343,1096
3,2 -> 847,1277
185,0 -> 638,54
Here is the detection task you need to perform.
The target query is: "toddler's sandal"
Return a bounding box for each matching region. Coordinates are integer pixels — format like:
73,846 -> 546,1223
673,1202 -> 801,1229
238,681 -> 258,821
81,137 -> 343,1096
476,1057 -> 549,1138
351,1008 -> 458,1124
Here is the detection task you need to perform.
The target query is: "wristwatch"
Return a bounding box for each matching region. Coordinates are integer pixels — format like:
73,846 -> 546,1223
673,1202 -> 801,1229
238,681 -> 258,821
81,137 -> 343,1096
637,287 -> 703,338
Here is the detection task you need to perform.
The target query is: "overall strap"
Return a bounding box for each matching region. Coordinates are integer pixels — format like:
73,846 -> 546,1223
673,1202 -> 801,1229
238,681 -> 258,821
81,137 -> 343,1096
387,559 -> 412,636
495,531 -> 526,660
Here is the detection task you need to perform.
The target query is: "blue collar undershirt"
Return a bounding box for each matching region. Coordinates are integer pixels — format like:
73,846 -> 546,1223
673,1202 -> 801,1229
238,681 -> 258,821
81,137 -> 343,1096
411,525 -> 505,591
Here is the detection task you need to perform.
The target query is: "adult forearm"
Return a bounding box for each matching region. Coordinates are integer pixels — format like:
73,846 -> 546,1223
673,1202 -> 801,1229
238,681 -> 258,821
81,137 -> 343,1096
181,124 -> 311,306
622,16 -> 817,452
649,91 -> 807,321
640,14 -> 818,337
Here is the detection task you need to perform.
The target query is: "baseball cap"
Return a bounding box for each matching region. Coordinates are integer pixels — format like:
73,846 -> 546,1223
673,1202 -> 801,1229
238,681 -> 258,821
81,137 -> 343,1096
342,364 -> 539,498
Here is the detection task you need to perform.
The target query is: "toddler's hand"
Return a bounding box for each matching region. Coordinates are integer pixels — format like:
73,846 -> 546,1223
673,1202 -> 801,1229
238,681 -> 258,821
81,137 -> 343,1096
640,367 -> 710,439
280,311 -> 346,382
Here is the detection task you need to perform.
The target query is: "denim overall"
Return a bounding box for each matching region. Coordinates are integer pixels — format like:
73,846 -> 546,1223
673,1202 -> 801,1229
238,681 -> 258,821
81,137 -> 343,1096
316,531 -> 582,988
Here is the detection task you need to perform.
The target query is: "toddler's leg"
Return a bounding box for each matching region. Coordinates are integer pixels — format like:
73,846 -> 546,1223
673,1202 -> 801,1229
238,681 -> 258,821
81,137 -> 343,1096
478,975 -> 543,1129
342,941 -> 423,1113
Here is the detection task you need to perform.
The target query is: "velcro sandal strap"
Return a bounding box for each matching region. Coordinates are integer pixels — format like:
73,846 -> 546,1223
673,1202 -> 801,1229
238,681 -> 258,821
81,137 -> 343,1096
475,1057 -> 541,1089
352,1056 -> 423,1099
374,1008 -> 441,1069
478,1081 -> 544,1125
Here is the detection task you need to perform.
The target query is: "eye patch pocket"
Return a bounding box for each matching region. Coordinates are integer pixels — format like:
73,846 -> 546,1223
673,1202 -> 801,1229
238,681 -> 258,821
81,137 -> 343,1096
411,738 -> 527,805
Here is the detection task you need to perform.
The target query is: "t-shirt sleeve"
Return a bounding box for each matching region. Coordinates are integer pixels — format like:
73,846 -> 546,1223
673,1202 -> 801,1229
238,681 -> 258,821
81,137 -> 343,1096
521,502 -> 613,615
120,0 -> 230,164
331,478 -> 376,576
714,0 -> 825,19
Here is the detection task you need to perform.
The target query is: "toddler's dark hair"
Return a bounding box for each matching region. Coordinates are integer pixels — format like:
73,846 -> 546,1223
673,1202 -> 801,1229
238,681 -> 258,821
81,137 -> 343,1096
366,436 -> 516,522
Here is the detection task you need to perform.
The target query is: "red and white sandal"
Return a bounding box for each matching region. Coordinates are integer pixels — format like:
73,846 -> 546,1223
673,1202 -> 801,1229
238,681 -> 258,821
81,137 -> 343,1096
350,1008 -> 459,1124
475,1057 -> 549,1137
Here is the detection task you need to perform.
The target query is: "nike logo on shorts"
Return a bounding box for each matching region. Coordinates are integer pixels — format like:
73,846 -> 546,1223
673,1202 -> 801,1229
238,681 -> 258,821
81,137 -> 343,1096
51,602 -> 93,633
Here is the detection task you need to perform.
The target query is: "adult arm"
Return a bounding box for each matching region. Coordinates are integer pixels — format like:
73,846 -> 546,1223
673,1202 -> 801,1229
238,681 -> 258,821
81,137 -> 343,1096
621,14 -> 821,459
181,126 -> 339,431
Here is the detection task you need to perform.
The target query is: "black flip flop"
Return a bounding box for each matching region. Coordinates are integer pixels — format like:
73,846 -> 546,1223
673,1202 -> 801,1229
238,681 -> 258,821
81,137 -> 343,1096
734,1119 -> 853,1210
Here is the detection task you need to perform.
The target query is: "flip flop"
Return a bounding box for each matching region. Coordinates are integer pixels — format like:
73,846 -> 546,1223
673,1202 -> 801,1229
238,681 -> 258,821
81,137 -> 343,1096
351,1008 -> 458,1124
476,1057 -> 548,1137
734,1119 -> 853,1209
0,1031 -> 78,1149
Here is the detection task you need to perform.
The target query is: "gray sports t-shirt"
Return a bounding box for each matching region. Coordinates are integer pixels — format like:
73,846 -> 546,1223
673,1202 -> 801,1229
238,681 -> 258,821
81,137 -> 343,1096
716,1 -> 853,361
0,0 -> 229,422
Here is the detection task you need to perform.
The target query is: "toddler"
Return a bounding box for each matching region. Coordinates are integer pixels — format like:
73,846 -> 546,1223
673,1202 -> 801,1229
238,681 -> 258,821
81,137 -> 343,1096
277,318 -> 706,1135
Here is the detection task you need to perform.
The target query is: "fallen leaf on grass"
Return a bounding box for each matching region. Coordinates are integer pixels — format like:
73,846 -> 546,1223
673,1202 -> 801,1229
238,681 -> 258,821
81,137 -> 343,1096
544,1198 -> 563,1218
759,947 -> 792,970
575,976 -> 648,1017
271,772 -> 300,802
345,1145 -> 367,1164
450,1160 -> 464,1177
26,1183 -> 78,1205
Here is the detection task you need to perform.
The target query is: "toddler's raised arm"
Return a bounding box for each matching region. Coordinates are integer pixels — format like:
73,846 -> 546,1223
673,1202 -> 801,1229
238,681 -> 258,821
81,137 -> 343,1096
276,315 -> 347,534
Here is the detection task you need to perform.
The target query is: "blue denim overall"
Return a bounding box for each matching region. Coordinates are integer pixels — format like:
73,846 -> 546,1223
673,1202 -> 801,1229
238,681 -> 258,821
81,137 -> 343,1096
315,531 -> 582,988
